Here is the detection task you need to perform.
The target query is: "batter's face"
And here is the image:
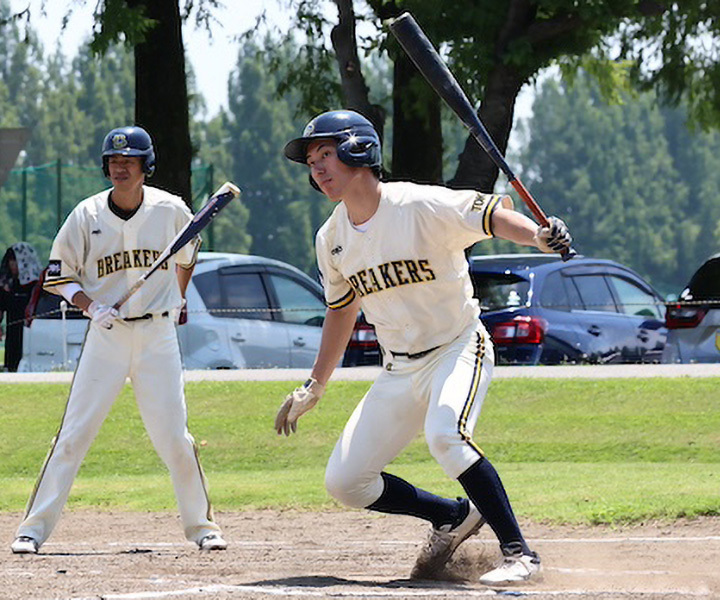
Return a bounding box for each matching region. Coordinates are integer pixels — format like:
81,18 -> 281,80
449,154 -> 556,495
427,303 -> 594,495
306,139 -> 359,202
107,155 -> 145,191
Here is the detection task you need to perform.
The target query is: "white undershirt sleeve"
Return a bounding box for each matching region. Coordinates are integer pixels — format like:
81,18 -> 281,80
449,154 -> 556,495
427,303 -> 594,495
55,282 -> 84,305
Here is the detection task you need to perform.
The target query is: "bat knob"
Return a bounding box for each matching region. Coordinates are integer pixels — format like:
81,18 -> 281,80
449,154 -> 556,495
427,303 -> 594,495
389,12 -> 413,27
217,182 -> 241,198
560,246 -> 578,262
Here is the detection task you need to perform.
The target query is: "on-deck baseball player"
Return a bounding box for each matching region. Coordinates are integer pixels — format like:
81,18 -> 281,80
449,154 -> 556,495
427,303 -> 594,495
275,110 -> 572,585
10,126 -> 226,554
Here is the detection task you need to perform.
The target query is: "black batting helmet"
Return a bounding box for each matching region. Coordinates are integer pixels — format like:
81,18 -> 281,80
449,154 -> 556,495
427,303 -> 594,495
284,110 -> 381,169
101,126 -> 156,178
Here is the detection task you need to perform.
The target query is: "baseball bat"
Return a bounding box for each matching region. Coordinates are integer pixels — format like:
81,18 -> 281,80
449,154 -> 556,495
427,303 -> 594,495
389,12 -> 576,260
113,181 -> 241,310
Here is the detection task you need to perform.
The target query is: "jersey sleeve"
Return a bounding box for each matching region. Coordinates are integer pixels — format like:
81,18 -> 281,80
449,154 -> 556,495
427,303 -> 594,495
419,187 -> 509,249
174,202 -> 202,269
43,209 -> 87,293
316,228 -> 355,310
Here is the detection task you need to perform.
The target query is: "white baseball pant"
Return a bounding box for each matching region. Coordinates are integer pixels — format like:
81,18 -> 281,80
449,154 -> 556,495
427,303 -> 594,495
16,316 -> 220,546
325,321 -> 494,508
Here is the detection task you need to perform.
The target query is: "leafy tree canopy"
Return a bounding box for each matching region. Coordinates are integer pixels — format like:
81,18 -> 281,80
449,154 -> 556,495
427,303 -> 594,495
248,1 -> 720,192
520,70 -> 720,293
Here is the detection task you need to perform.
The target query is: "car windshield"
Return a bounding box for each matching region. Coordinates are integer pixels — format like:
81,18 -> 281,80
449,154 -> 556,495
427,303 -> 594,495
471,272 -> 530,311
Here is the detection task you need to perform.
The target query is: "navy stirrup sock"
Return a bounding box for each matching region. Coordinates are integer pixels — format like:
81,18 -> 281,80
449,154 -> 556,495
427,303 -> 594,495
366,472 -> 462,529
457,457 -> 531,555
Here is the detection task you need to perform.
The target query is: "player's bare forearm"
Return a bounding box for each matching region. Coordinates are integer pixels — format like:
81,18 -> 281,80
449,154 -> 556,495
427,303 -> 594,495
491,207 -> 540,248
311,297 -> 361,386
176,264 -> 194,297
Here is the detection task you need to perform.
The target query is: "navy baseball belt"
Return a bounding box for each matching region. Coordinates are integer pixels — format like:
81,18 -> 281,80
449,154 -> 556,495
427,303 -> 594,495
390,345 -> 441,360
123,311 -> 170,322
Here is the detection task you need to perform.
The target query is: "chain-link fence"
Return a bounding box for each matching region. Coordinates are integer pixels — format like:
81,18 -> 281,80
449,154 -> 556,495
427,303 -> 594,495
0,161 -> 215,264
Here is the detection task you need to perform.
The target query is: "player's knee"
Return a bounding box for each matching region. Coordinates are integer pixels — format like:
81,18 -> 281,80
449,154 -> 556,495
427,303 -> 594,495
165,445 -> 190,467
324,468 -> 375,508
155,433 -> 194,467
54,429 -> 91,460
425,427 -> 462,463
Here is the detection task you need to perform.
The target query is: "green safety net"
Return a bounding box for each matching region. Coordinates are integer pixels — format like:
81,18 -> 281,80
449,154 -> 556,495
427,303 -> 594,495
0,162 -> 214,263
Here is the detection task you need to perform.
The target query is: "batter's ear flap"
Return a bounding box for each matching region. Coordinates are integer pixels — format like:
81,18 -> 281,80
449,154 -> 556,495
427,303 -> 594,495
143,151 -> 156,177
309,173 -> 322,192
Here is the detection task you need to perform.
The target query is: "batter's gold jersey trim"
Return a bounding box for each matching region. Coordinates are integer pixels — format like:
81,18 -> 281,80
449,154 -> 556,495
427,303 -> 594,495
483,195 -> 501,237
457,329 -> 486,457
327,288 -> 356,310
44,277 -> 78,288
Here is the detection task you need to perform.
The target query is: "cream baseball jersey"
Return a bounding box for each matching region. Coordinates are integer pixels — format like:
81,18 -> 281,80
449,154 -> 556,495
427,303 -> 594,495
44,186 -> 200,318
316,181 -> 509,354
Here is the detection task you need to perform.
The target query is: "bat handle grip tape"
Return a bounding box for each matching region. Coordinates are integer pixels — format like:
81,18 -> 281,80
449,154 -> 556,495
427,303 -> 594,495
509,177 -> 548,226
112,293 -> 130,312
509,177 -> 576,261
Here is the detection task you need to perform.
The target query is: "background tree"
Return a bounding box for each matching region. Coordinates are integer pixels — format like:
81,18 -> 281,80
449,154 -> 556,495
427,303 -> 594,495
88,0 -> 191,203
0,3 -> 34,246
192,111 -> 252,256
0,2 -> 44,155
258,1 -> 720,199
87,0 -> 221,207
4,0 -> 720,284
661,107 -> 720,281
73,32 -> 135,165
220,38 -> 329,273
518,71 -> 720,293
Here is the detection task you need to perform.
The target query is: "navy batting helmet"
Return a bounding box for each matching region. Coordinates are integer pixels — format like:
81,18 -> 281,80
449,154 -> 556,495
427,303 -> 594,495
101,126 -> 156,178
284,110 -> 382,169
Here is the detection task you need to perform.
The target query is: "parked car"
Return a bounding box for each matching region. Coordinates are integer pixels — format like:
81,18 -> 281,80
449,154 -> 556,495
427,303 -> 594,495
18,252 -> 380,371
662,253 -> 720,363
469,254 -> 667,365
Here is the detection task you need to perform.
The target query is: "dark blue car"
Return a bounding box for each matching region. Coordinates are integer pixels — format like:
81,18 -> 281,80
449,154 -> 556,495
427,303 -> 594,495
469,254 -> 667,365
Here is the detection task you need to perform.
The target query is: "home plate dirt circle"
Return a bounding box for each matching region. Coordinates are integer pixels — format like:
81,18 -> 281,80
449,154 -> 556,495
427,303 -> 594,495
2,511 -> 718,600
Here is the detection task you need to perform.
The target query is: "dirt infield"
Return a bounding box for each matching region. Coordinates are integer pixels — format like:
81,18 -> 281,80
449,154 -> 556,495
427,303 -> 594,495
2,511 -> 719,600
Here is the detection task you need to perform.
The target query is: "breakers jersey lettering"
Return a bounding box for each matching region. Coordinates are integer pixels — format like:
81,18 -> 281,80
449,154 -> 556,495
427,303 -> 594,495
347,259 -> 435,297
316,182 -> 506,353
43,185 -> 199,318
97,249 -> 169,278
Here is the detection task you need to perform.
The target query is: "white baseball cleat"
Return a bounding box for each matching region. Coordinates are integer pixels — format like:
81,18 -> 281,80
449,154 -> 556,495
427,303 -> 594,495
198,533 -> 227,551
11,536 -> 39,555
411,500 -> 485,578
479,551 -> 541,585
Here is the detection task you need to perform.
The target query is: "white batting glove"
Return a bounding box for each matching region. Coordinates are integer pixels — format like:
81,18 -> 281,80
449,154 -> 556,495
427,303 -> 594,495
175,298 -> 188,326
275,378 -> 325,436
86,301 -> 119,329
534,216 -> 572,254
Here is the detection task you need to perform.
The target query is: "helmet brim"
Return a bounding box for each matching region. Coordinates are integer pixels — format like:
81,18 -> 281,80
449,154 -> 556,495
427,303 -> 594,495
103,148 -> 146,157
285,133 -> 345,164
283,137 -> 311,164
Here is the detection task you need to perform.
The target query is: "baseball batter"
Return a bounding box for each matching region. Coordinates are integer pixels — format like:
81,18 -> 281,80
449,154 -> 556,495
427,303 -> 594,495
10,126 -> 226,555
276,110 -> 572,585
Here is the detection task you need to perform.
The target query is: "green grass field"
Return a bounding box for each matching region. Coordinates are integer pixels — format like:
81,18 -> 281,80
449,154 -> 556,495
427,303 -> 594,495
1,378 -> 718,524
